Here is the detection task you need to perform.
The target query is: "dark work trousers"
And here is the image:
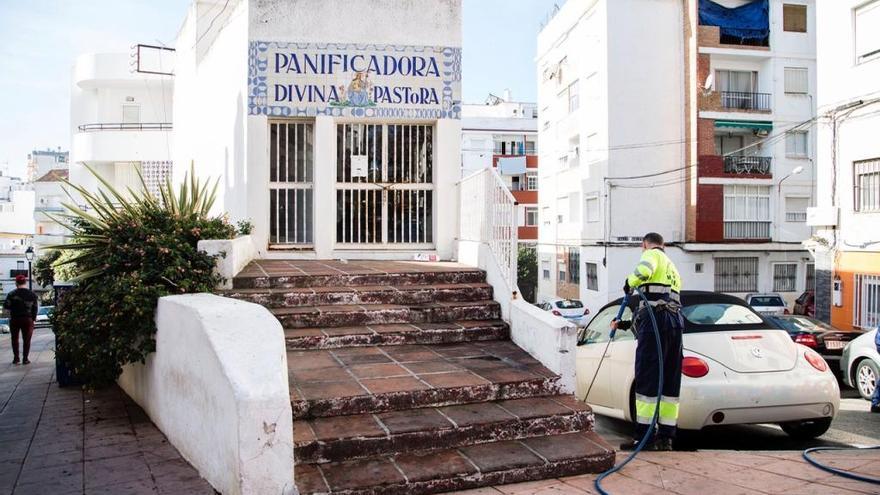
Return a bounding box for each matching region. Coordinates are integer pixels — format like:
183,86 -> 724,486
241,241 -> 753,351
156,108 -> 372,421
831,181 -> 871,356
10,317 -> 35,361
633,303 -> 684,441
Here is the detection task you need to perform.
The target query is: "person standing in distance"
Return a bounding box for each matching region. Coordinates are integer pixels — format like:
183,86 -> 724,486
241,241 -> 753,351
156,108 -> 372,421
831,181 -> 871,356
4,274 -> 38,365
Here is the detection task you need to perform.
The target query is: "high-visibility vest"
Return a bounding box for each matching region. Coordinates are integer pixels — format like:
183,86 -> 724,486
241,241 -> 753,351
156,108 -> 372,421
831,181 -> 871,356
626,247 -> 682,293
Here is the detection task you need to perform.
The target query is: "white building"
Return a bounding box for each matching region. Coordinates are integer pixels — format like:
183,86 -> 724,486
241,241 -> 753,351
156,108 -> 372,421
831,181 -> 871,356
807,0 -> 880,330
0,168 -> 34,242
33,169 -> 69,249
536,0 -> 816,310
69,50 -> 174,197
26,149 -> 67,183
172,0 -> 461,260
461,93 -> 539,245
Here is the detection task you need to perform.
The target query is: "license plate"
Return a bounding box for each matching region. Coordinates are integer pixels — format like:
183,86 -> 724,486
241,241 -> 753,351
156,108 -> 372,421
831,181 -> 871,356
825,340 -> 844,350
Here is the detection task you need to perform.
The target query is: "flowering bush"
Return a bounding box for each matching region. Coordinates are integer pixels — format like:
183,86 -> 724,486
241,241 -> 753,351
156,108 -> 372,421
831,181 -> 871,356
49,166 -> 236,388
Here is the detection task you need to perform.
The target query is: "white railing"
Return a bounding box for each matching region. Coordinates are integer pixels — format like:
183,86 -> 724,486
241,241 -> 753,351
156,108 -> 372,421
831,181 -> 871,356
459,167 -> 518,293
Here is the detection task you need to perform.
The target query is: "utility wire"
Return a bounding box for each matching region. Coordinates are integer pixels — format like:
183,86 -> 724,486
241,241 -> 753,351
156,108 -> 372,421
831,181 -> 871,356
192,0 -> 231,49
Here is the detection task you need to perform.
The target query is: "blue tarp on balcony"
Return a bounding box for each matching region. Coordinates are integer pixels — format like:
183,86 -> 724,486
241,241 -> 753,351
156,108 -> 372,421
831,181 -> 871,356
699,0 -> 769,41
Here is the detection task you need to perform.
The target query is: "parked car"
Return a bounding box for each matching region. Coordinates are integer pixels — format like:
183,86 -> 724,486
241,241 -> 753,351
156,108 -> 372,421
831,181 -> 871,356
765,315 -> 863,367
538,298 -> 590,327
745,293 -> 789,316
577,291 -> 839,439
841,328 -> 880,401
793,290 -> 815,317
35,306 -> 54,328
0,317 -> 8,334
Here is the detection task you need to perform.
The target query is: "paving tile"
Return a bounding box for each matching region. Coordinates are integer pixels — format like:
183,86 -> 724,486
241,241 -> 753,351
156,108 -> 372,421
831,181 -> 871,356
16,461 -> 81,488
84,453 -> 152,489
320,457 -> 405,492
309,414 -> 385,441
290,366 -> 352,383
287,351 -> 339,371
420,371 -> 490,388
85,439 -> 144,461
460,440 -> 543,473
440,402 -> 515,427
403,360 -> 464,374
377,408 -> 453,434
395,450 -> 476,482
348,363 -> 410,379
494,478 -> 570,494
295,463 -> 329,493
89,477 -> 158,495
296,380 -> 367,400
523,432 -> 610,463
361,376 -> 430,394
22,449 -> 83,470
292,421 -> 316,444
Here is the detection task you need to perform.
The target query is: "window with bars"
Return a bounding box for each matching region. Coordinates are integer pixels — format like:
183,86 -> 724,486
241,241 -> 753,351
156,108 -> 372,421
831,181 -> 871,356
527,172 -> 538,191
854,159 -> 880,212
806,263 -> 815,291
785,196 -> 809,222
773,263 -> 798,292
270,121 -> 314,245
854,273 -> 880,330
568,247 -> 580,285
723,185 -> 771,239
714,257 -> 759,292
586,262 -> 598,291
784,67 -> 808,94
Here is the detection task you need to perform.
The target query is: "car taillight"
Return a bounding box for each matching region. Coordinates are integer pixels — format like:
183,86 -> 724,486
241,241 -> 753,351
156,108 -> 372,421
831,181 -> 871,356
682,356 -> 709,378
784,308 -> 791,315
804,350 -> 828,372
794,333 -> 818,348
552,310 -> 562,316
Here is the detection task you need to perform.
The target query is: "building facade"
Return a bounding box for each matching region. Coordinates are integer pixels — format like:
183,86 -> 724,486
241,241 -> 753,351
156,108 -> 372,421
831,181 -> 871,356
69,51 -> 174,197
173,0 -> 462,260
33,169 -> 69,250
26,149 -> 68,183
536,0 -> 817,310
807,0 -> 880,331
461,93 -> 539,244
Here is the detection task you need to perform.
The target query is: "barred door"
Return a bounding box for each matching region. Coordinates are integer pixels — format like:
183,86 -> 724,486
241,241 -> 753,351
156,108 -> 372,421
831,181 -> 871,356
269,121 -> 314,247
336,123 -> 434,247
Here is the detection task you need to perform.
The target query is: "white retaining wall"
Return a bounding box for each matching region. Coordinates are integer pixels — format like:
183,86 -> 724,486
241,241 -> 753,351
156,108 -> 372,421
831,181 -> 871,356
198,235 -> 257,289
118,294 -> 295,495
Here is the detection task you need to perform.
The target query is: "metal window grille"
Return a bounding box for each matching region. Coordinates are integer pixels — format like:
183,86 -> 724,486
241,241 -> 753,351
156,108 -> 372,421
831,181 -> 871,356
269,121 -> 314,246
586,262 -> 598,291
854,159 -> 880,212
854,274 -> 880,330
527,173 -> 538,191
336,123 -> 433,245
714,257 -> 759,292
568,248 -> 580,284
724,184 -> 771,239
773,263 -> 798,292
806,263 -> 815,292
141,161 -> 172,199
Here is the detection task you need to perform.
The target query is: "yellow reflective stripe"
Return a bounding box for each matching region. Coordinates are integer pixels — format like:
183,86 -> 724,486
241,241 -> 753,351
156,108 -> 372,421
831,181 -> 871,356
635,398 -> 657,420
658,400 -> 680,421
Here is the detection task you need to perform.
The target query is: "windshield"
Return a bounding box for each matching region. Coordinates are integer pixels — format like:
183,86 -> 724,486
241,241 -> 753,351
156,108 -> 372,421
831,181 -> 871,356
768,316 -> 830,333
38,307 -> 53,315
749,296 -> 784,307
682,303 -> 764,326
556,300 -> 583,309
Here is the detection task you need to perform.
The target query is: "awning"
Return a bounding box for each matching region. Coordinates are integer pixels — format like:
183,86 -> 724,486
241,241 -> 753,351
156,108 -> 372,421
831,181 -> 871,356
497,156 -> 527,175
714,120 -> 773,131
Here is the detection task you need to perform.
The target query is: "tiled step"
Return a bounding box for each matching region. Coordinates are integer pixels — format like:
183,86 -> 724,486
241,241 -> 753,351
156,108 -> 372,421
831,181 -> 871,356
285,320 -> 509,350
274,301 -> 502,329
289,341 -> 560,419
294,396 -> 593,464
224,283 -> 494,308
233,267 -> 486,290
295,431 -> 615,495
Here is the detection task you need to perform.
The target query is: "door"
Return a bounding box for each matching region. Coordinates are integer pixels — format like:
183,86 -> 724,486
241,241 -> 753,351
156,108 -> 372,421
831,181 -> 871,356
576,304 -> 625,408
336,123 -> 434,247
269,121 -> 314,248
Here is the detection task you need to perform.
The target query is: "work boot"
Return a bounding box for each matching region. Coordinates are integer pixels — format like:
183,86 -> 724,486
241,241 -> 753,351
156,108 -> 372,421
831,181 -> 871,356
619,438 -> 660,451
871,404 -> 880,413
654,437 -> 675,451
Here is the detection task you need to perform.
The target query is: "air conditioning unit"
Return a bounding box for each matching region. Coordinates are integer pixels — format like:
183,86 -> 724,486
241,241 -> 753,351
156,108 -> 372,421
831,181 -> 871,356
806,206 -> 838,227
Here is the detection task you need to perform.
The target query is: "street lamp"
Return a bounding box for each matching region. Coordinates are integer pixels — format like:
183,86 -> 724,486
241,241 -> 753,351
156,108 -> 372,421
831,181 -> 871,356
777,165 -> 805,192
24,246 -> 35,291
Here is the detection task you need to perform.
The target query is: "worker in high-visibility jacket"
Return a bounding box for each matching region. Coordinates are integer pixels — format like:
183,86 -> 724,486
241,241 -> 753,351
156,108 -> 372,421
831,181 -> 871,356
611,232 -> 683,451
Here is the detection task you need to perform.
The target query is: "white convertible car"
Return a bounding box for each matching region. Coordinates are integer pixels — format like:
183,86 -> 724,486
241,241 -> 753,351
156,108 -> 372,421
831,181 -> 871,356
577,291 -> 840,439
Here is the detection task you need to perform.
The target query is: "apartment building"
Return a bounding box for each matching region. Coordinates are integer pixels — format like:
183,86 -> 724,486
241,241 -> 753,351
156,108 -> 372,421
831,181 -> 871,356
33,169 -> 68,249
462,92 -> 539,244
69,49 -> 174,198
807,0 -> 880,330
536,0 -> 816,311
26,148 -> 68,183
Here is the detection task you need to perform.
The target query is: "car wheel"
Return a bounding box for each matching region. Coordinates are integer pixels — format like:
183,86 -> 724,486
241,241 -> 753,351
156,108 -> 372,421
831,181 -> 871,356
780,417 -> 832,440
855,359 -> 879,401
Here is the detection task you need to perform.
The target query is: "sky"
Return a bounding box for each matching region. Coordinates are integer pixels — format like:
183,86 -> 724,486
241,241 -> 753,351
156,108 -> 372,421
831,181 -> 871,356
0,0 -> 559,178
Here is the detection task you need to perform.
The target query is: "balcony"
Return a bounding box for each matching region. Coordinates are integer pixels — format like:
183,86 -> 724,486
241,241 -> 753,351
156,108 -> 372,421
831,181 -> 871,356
9,269 -> 28,278
720,92 -> 771,112
723,156 -> 772,175
78,123 -> 172,132
73,123 -> 173,163
724,221 -> 770,240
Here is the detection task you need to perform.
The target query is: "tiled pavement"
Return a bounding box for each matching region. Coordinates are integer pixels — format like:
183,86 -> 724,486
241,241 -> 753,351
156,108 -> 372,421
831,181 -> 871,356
0,327 -> 214,495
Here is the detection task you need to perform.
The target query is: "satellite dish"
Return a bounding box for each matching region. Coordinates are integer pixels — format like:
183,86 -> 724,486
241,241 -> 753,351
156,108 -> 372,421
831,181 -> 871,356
704,73 -> 714,91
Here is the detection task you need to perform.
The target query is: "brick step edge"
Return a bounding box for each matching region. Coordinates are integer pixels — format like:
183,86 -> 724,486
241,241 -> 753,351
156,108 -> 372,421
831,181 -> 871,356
295,431 -> 615,495
295,407 -> 593,464
291,377 -> 561,420
277,303 -> 502,329
233,271 -> 487,289
286,323 -> 509,350
224,285 -> 494,309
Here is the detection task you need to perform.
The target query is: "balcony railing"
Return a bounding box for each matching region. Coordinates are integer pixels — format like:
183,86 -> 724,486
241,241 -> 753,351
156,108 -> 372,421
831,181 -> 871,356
720,91 -> 771,111
723,155 -> 772,175
786,212 -> 807,222
724,221 -> 771,239
77,122 -> 172,132
9,269 -> 28,278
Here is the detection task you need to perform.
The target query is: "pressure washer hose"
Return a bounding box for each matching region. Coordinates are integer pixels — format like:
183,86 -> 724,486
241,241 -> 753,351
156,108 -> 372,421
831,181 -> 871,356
593,287 -> 664,495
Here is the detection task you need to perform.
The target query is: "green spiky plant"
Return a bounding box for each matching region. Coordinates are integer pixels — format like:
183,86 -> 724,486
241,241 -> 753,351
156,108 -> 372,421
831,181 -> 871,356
49,164 -> 236,388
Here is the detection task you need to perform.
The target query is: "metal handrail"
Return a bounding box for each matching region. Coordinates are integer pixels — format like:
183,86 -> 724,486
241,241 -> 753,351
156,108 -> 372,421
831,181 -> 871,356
723,155 -> 772,174
720,91 -> 771,111
77,123 -> 172,132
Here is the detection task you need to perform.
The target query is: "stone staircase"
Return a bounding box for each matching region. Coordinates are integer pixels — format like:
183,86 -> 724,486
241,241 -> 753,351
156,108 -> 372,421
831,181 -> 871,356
227,260 -> 614,495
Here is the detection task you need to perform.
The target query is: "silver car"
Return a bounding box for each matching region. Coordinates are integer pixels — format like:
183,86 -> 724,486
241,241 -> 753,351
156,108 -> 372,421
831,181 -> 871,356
841,328 -> 880,400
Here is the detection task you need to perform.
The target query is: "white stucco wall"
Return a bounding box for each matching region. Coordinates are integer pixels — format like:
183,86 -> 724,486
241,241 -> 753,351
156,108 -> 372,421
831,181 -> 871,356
118,294 -> 294,495
198,235 -> 258,289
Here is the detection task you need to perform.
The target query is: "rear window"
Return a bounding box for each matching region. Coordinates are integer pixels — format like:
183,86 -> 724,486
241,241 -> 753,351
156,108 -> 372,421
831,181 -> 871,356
555,300 -> 583,309
772,316 -> 831,333
749,296 -> 784,307
682,303 -> 764,326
